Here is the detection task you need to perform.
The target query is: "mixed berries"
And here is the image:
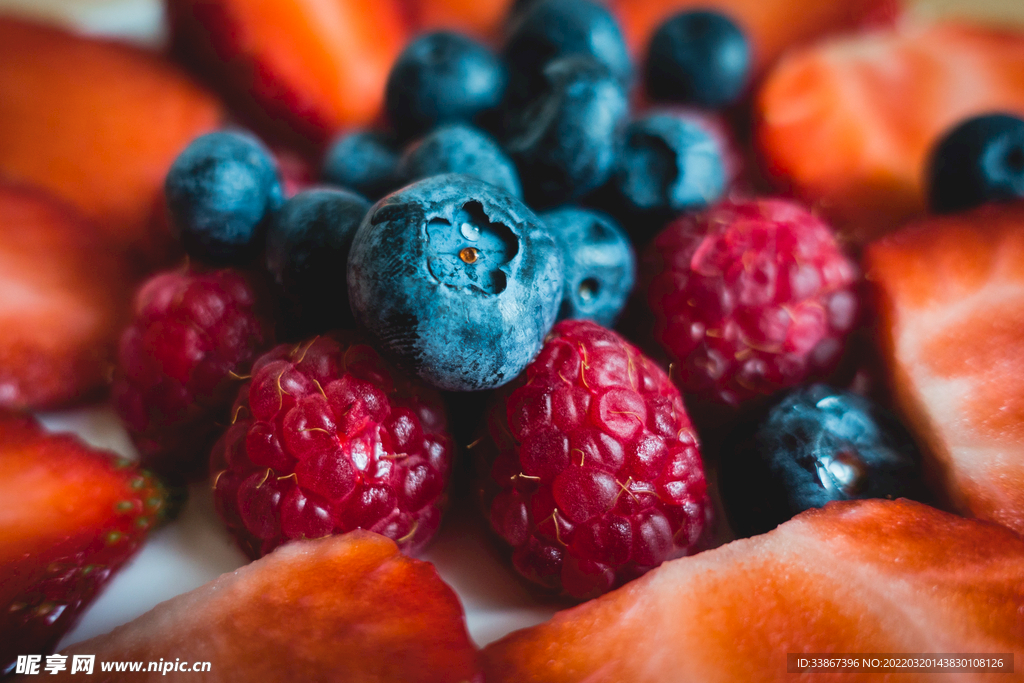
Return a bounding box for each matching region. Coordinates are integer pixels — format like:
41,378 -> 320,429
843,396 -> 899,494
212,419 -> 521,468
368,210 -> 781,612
5,0 -> 1024,670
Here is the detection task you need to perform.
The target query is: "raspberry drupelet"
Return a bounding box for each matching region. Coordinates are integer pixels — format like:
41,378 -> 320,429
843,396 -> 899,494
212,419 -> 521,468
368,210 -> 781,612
112,268 -> 271,481
212,334 -> 454,559
476,319 -> 711,600
646,198 -> 859,406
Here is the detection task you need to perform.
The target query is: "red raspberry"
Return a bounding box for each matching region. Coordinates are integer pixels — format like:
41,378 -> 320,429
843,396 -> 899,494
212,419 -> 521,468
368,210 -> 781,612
646,198 -> 858,405
212,334 -> 453,559
475,320 -> 711,600
112,268 -> 270,480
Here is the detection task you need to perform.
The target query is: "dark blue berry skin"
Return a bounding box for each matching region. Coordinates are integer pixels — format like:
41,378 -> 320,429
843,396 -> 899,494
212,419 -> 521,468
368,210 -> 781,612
321,130 -> 399,201
719,385 -> 929,538
615,112 -> 726,221
165,130 -> 283,265
540,207 -> 634,326
385,31 -> 508,141
503,0 -> 631,108
348,174 -> 563,391
265,187 -> 371,335
505,56 -> 629,208
398,124 -> 523,198
645,11 -> 751,108
928,113 -> 1024,214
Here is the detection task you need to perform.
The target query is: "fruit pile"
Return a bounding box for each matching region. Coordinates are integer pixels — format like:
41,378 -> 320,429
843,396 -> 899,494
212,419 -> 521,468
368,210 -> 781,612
1,0 -> 1023,679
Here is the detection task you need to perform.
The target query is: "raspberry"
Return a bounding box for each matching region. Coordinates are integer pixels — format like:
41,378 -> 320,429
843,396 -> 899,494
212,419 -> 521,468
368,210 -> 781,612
646,198 -> 858,405
475,319 -> 711,600
113,268 -> 270,481
212,334 -> 453,559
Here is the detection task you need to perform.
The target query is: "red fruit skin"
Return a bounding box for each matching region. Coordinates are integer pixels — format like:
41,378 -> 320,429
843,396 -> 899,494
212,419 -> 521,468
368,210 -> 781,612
112,268 -> 271,482
0,413 -> 167,676
168,0 -> 408,148
476,320 -> 711,600
646,198 -> 859,406
212,334 -> 454,559
756,22 -> 1024,244
0,183 -> 132,411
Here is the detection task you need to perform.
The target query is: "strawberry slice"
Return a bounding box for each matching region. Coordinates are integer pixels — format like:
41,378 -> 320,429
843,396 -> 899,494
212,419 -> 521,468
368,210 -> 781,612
611,0 -> 898,74
168,0 -> 408,147
482,499 -> 1024,682
0,413 -> 167,676
56,532 -> 482,682
410,0 -> 515,39
0,17 -> 223,264
757,22 -> 1024,244
0,184 -> 131,410
865,203 -> 1024,535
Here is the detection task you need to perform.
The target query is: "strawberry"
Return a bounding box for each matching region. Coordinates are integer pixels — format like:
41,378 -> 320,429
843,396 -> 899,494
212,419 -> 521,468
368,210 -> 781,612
168,0 -> 408,147
55,532 -> 482,683
864,203 -> 1024,535
611,0 -> 898,74
0,413 -> 167,676
410,0 -> 515,40
0,17 -> 223,265
0,183 -> 131,411
757,21 -> 1024,244
482,499 -> 1024,682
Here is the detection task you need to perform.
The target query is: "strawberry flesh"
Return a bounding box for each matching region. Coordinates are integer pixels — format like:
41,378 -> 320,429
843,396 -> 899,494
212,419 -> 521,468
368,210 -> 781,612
56,532 -> 483,683
0,413 -> 167,676
865,203 -> 1024,534
0,17 -> 223,265
482,499 -> 1024,682
0,183 -> 131,411
757,21 -> 1024,244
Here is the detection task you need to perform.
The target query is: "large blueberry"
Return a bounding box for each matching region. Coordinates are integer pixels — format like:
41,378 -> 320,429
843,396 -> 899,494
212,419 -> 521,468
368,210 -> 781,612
266,187 -> 371,335
385,31 -> 508,141
540,207 -> 634,326
165,129 -> 283,265
398,124 -> 522,198
645,10 -> 751,107
321,130 -> 399,200
505,56 -> 628,207
503,0 -> 631,107
615,112 -> 726,219
928,113 -> 1024,213
718,384 -> 929,538
348,174 -> 563,391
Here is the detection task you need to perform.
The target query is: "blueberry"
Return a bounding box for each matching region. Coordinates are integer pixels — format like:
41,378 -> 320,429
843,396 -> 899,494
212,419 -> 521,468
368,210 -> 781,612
385,31 -> 508,141
615,112 -> 726,227
503,0 -> 631,107
398,124 -> 522,198
646,11 -> 751,108
348,174 -> 563,391
505,56 -> 628,207
719,385 -> 929,538
321,130 -> 399,200
928,113 -> 1024,214
165,130 -> 283,265
266,187 -> 371,334
540,207 -> 634,326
